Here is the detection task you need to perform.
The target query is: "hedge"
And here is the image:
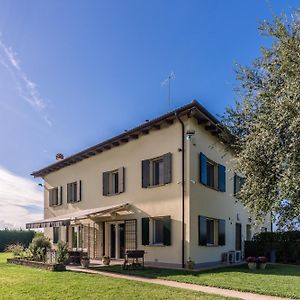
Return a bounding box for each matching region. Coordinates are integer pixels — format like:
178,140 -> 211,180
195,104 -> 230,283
245,231 -> 300,263
0,229 -> 35,252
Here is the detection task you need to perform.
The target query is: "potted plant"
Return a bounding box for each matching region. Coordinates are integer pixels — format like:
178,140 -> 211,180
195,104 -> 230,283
81,256 -> 90,268
246,256 -> 257,270
257,256 -> 267,269
102,256 -> 110,266
186,257 -> 195,270
55,241 -> 69,271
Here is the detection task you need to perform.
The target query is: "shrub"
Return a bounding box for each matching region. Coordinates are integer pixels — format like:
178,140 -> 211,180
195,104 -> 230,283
29,233 -> 51,262
5,243 -> 24,257
56,241 -> 69,265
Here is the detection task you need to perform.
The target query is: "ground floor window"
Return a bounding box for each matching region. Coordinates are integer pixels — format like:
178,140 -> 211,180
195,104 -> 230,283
71,226 -> 83,249
153,218 -> 164,244
198,215 -> 225,246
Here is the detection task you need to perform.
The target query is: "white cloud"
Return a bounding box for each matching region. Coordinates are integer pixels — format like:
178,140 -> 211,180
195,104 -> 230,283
0,166 -> 43,229
0,35 -> 51,125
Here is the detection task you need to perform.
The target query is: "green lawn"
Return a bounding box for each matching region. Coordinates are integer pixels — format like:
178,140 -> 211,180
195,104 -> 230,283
0,253 -> 234,300
94,263 -> 300,299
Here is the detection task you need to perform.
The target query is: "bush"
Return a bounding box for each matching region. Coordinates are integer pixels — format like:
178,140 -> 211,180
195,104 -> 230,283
29,233 -> 51,262
56,241 -> 69,265
0,229 -> 34,252
5,243 -> 24,257
245,231 -> 300,264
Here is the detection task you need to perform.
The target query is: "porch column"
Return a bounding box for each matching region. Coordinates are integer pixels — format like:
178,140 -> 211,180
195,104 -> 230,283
115,224 -> 120,259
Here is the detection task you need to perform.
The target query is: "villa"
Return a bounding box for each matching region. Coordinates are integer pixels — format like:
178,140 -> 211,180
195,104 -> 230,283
26,100 -> 271,268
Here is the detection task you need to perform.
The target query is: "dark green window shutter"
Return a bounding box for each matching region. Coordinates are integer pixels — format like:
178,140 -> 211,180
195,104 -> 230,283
234,173 -> 237,195
163,153 -> 172,184
58,186 -> 63,205
198,215 -> 207,246
163,216 -> 171,246
67,184 -> 71,203
218,219 -> 226,246
199,153 -> 207,185
103,172 -> 110,196
218,164 -> 226,192
77,180 -> 82,202
142,160 -> 150,188
141,218 -> 149,245
118,167 -> 125,193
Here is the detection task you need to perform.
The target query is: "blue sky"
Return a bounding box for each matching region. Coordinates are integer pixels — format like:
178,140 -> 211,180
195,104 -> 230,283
0,0 -> 298,228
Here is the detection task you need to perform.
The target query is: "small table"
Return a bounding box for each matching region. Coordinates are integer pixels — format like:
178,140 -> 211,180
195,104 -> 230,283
123,250 -> 145,269
68,250 -> 88,265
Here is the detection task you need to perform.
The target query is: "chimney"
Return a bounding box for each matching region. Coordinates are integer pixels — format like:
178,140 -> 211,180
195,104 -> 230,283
56,153 -> 64,161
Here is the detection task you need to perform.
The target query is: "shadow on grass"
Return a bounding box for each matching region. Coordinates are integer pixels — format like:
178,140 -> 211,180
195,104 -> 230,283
90,263 -> 300,279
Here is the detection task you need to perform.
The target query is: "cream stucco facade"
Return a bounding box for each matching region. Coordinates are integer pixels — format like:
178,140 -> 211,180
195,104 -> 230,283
29,102 -> 271,268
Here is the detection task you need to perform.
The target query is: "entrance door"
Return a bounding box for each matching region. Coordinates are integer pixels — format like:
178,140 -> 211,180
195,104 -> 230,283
109,222 -> 125,259
235,223 -> 242,251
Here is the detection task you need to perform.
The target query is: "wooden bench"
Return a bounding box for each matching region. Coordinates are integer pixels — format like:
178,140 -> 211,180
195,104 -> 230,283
68,250 -> 88,265
123,250 -> 145,269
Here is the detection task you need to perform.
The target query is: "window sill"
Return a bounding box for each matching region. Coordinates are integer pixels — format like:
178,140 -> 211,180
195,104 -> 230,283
104,192 -> 122,197
145,183 -> 168,189
148,243 -> 165,247
200,183 -> 223,192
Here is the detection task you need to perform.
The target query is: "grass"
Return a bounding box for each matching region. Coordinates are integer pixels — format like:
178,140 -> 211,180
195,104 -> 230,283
93,263 -> 300,299
0,253 -> 234,300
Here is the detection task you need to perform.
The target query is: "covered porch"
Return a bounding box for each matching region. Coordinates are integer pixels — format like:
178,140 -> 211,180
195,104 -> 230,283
26,203 -> 138,261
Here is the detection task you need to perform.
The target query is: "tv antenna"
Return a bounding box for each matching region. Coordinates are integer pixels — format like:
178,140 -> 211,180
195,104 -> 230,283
161,71 -> 176,107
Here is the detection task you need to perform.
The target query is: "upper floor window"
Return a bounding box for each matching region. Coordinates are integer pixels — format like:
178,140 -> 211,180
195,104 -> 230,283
199,152 -> 226,192
142,153 -> 172,188
49,187 -> 62,207
67,181 -> 82,203
103,167 -> 124,196
234,174 -> 245,197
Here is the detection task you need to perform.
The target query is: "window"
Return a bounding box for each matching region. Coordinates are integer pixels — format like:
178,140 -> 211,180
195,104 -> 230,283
142,153 -> 172,188
67,181 -> 81,203
153,218 -> 164,244
206,219 -> 215,244
199,153 -> 226,192
207,162 -> 215,188
198,216 -> 225,246
49,188 -> 58,206
234,174 -> 245,196
53,227 -> 60,244
103,167 -> 124,196
141,216 -> 171,246
153,158 -> 164,186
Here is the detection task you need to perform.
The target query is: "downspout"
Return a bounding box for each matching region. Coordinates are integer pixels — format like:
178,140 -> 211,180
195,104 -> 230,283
175,112 -> 185,268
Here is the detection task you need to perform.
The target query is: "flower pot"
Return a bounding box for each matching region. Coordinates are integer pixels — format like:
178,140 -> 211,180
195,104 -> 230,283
81,257 -> 90,268
258,263 -> 266,270
248,262 -> 256,270
186,261 -> 195,270
102,257 -> 110,266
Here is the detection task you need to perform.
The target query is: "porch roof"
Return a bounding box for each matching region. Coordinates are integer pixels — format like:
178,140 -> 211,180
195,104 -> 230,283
26,203 -> 130,229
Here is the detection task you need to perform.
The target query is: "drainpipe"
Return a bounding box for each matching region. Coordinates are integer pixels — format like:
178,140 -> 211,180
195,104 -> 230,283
175,112 -> 185,269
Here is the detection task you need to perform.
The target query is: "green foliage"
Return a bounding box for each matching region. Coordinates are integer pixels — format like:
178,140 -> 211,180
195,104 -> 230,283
222,12 -> 300,228
245,231 -> 300,263
28,233 -> 51,262
5,243 -> 24,257
0,229 -> 35,252
55,241 -> 69,265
